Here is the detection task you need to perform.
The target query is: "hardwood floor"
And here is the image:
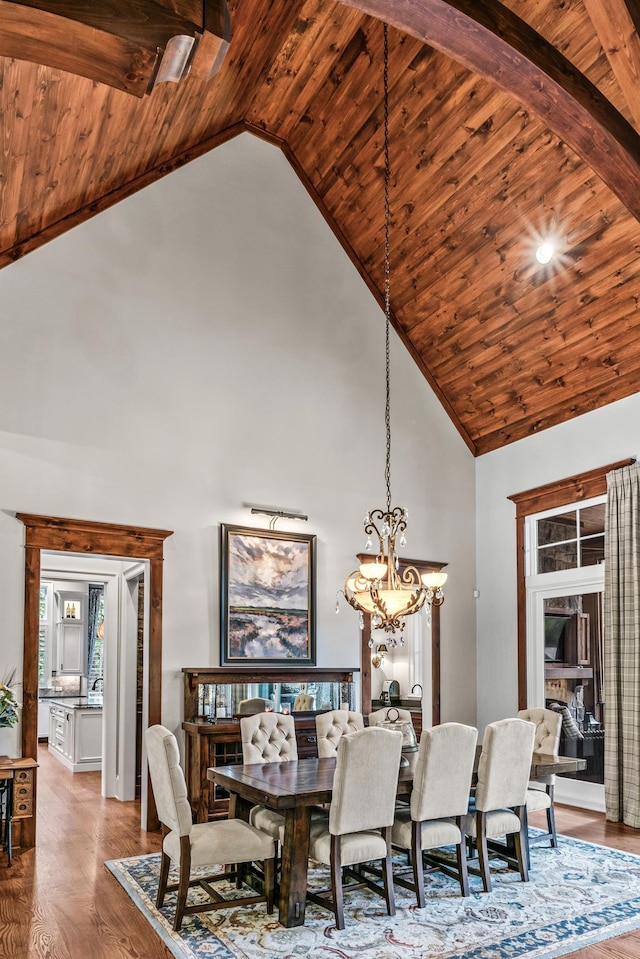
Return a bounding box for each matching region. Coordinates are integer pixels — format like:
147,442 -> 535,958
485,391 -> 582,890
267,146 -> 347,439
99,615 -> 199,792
1,744 -> 640,958
0,745 -> 166,959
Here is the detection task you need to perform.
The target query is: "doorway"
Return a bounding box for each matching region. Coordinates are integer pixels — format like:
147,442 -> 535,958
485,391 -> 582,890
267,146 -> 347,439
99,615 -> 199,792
526,570 -> 605,810
38,555 -> 147,801
17,513 -> 172,842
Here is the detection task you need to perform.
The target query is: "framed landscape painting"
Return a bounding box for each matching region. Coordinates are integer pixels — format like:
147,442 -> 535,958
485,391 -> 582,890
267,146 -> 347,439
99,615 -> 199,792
220,524 -> 317,666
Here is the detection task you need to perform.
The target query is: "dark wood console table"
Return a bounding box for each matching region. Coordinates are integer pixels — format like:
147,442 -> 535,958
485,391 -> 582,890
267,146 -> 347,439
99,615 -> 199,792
182,666 -> 358,821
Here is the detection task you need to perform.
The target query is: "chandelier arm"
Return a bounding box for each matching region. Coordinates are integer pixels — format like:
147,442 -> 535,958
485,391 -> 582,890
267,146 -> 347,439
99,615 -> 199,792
399,564 -> 422,586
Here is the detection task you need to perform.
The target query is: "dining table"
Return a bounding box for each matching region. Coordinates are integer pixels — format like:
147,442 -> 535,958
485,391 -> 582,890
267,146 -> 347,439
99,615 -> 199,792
210,748 -> 586,928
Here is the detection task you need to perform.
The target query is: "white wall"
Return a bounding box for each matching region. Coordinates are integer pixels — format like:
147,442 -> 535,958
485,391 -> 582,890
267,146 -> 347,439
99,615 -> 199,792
475,392 -> 640,733
0,131 -> 477,743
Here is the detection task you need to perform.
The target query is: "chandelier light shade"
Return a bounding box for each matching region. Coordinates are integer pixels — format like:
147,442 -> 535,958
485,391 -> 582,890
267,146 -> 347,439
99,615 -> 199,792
341,22 -> 446,644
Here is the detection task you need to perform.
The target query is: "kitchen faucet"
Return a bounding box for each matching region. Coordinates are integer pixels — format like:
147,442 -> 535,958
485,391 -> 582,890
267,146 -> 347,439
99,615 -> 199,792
411,683 -> 423,696
92,676 -> 103,691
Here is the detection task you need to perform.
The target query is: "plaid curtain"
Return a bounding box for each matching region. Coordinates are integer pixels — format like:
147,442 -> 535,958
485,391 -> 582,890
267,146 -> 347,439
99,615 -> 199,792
604,462 -> 640,826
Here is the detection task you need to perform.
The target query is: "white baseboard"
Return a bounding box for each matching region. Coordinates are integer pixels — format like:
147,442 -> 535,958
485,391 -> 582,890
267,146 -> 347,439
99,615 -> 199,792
555,777 -> 605,812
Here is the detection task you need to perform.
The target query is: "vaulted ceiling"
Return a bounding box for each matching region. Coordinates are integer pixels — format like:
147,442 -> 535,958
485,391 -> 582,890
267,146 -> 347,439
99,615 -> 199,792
3,0 -> 640,455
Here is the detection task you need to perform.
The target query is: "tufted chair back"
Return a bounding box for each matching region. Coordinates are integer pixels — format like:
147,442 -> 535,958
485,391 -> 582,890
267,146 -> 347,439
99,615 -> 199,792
238,697 -> 271,715
315,709 -> 364,758
293,693 -> 314,711
145,724 -> 193,838
240,712 -> 298,764
517,707 -> 562,786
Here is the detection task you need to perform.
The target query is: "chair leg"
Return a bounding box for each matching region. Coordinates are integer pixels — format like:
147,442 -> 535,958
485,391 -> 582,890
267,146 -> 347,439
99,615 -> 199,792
264,856 -> 275,914
476,812 -> 492,893
173,837 -> 192,932
157,850 -> 171,909
381,828 -> 395,918
330,835 -> 345,931
547,786 -> 558,848
382,854 -> 396,917
455,816 -> 470,897
514,807 -> 529,883
547,805 -> 558,847
411,821 -> 426,908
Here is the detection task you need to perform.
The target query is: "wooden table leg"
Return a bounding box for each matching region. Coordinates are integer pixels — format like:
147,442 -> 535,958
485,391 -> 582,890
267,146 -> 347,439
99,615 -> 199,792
279,806 -> 312,927
229,793 -> 252,823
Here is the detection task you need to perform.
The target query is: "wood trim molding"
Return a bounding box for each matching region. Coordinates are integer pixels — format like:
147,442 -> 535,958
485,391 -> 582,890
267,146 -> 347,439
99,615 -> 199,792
507,458 -> 636,517
16,512 -> 173,841
507,457 -> 635,708
0,122 -> 246,271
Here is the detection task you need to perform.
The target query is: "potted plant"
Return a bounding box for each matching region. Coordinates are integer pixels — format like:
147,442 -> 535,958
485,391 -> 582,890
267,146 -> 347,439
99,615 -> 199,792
0,668 -> 21,754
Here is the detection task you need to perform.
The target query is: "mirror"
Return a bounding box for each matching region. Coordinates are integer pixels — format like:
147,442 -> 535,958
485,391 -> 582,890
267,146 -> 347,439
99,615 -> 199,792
196,680 -> 355,720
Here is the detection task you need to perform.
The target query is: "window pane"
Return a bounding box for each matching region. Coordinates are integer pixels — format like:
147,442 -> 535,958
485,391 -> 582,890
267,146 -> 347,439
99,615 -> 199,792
579,503 -> 605,537
537,511 -> 577,546
38,627 -> 47,684
581,534 -> 604,567
537,541 -> 578,573
39,586 -> 48,620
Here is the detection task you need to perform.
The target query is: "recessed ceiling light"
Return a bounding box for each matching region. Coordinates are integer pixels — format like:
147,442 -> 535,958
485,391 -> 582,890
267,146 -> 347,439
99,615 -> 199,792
536,242 -> 554,264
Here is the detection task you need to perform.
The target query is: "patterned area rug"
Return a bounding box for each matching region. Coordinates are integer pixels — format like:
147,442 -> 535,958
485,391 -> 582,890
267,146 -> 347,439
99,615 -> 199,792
105,833 -> 640,959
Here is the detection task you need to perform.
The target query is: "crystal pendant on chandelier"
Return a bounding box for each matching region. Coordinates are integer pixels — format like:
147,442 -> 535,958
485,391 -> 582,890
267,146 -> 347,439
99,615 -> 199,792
341,21 -> 446,637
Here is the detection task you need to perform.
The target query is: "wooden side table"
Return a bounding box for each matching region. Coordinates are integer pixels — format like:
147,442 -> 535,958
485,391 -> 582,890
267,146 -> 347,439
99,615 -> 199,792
0,756 -> 38,861
0,767 -> 13,865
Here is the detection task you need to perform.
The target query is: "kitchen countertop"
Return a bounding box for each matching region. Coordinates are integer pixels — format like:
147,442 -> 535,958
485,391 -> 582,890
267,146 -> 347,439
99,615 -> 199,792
46,696 -> 103,710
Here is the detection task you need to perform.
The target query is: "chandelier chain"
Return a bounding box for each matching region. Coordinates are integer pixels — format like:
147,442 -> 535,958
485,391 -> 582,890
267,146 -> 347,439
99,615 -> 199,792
383,21 -> 392,516
339,21 -> 447,637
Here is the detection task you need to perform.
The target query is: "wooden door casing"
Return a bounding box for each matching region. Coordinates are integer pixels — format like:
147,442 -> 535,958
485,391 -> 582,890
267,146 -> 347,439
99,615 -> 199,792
16,513 -> 172,842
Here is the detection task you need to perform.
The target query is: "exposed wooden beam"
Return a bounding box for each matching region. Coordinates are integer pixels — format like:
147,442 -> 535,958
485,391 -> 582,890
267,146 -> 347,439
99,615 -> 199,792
339,0 -> 640,223
0,1 -> 156,96
583,0 -> 640,130
13,1 -> 205,48
0,0 -> 230,96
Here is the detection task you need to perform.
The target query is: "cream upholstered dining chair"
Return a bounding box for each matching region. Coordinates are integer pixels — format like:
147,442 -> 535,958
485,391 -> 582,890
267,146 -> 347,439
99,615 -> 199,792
315,709 -> 364,758
306,725 -> 403,929
465,717 -> 536,893
368,706 -> 414,726
293,692 -> 314,711
145,725 -> 275,931
391,723 -> 479,906
238,697 -> 271,715
517,707 -> 562,848
240,712 -> 298,842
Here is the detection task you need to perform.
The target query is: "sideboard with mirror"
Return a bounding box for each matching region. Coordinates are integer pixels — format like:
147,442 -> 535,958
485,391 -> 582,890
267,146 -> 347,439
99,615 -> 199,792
182,666 -> 359,821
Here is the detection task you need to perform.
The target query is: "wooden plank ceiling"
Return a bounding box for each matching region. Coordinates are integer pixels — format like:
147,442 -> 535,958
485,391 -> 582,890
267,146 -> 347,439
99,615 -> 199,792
2,0 -> 640,456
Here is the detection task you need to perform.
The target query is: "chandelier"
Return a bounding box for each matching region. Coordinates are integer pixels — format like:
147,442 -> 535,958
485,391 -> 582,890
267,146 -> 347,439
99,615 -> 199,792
341,22 -> 446,645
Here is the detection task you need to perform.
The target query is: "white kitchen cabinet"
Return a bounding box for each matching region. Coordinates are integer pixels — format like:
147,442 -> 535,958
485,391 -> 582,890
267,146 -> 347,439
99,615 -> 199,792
48,700 -> 102,772
56,623 -> 86,674
49,703 -> 73,760
55,591 -> 87,675
37,699 -> 51,738
75,710 -> 102,764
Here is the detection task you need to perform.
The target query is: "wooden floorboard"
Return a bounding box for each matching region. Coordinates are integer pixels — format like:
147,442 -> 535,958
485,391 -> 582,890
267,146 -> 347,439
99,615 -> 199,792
1,744 -> 640,957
